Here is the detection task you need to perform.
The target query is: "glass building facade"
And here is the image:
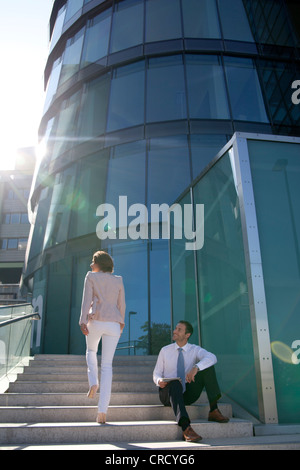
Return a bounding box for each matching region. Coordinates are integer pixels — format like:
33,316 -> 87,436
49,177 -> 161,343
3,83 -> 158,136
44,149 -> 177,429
170,133 -> 300,424
23,0 -> 300,363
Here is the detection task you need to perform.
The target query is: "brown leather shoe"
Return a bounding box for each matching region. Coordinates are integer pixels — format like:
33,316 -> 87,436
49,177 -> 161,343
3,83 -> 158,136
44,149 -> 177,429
208,408 -> 229,423
182,425 -> 202,442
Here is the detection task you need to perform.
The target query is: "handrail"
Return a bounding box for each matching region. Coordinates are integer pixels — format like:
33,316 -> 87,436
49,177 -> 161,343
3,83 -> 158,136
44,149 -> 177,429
0,312 -> 41,328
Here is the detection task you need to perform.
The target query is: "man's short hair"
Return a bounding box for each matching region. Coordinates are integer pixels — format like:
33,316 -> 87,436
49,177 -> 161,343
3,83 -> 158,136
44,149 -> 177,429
179,320 -> 193,337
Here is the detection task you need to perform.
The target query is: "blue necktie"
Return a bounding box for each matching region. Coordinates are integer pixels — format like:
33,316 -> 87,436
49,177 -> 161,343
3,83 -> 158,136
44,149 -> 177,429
177,347 -> 186,392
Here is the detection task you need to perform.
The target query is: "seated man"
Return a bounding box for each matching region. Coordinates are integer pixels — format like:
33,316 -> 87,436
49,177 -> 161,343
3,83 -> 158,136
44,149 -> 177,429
153,320 -> 229,443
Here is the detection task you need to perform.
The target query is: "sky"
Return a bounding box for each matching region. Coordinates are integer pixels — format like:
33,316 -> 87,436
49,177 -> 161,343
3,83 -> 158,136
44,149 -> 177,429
0,0 -> 54,170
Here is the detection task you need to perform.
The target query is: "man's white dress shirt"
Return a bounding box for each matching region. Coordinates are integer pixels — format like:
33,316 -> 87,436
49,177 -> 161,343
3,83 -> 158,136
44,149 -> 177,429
153,342 -> 217,387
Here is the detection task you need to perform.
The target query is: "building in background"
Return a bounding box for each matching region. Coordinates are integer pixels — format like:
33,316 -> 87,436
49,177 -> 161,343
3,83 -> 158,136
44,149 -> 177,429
0,148 -> 35,305
23,0 -> 300,359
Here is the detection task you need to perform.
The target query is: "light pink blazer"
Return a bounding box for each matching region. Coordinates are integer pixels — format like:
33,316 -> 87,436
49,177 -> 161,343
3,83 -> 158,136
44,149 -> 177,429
79,271 -> 126,331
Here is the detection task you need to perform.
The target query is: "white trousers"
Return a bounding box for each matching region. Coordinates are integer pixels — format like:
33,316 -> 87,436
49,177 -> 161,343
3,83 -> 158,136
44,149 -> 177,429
86,320 -> 120,413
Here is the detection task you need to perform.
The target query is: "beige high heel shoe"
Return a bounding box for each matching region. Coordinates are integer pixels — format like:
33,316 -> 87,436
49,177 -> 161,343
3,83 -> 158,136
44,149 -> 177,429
97,412 -> 106,424
87,384 -> 98,399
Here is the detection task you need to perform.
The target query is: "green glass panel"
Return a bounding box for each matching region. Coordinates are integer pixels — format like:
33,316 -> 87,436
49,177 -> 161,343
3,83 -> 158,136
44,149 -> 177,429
248,139 -> 300,424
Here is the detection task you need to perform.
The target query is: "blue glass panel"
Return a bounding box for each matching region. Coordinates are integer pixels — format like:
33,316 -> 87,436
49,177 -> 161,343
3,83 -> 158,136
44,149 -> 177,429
59,28 -> 85,85
186,55 -> 230,120
224,57 -> 269,123
77,74 -> 110,138
147,135 -> 190,206
146,55 -> 187,123
65,0 -> 84,24
217,0 -> 254,42
106,140 -> 146,209
190,134 -> 228,179
110,0 -> 144,53
146,0 -> 182,42
107,61 -> 145,132
81,9 -> 112,67
182,0 -> 221,39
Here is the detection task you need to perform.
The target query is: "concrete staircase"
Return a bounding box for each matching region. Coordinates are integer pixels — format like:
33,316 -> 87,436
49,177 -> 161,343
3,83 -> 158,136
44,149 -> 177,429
0,355 -> 299,450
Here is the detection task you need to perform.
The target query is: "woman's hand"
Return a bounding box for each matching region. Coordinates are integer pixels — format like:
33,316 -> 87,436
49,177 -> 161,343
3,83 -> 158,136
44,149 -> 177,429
80,323 -> 89,336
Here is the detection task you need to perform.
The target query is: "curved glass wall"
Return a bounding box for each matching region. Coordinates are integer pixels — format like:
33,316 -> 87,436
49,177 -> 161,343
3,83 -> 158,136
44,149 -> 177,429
25,0 -> 300,355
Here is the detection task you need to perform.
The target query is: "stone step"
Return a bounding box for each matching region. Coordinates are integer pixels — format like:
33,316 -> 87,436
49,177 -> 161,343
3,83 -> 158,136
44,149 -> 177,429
17,373 -> 153,382
8,381 -> 158,393
0,392 -> 162,407
0,419 -> 252,445
2,434 -> 299,451
0,403 -> 232,423
30,355 -> 157,367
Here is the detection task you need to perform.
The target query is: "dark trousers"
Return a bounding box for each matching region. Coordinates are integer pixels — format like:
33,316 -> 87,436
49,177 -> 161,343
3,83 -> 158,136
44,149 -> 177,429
159,366 -> 221,431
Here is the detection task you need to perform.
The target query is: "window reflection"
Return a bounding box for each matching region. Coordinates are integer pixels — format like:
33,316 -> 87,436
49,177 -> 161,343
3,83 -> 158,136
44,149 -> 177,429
43,166 -> 77,249
224,57 -> 269,122
81,9 -> 112,67
106,140 -> 146,209
110,0 -> 144,53
147,135 -> 190,206
182,0 -> 221,39
65,0 -> 84,24
78,74 -> 110,139
146,55 -> 187,123
217,0 -> 254,42
190,134 -> 228,178
59,28 -> 85,86
145,0 -> 182,43
69,150 -> 109,239
186,55 -> 230,120
107,61 -> 145,132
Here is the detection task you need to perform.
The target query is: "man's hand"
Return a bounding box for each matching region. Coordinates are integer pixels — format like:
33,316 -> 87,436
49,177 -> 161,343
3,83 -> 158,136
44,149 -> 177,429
158,380 -> 169,388
186,366 -> 199,384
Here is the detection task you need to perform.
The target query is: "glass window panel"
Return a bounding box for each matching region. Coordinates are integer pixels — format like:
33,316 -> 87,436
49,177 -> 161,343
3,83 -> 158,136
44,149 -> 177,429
18,239 -> 28,250
51,90 -> 81,160
147,135 -> 190,206
27,188 -> 53,261
21,213 -> 29,224
217,0 -> 254,42
186,55 -> 230,120
170,191 -> 200,343
43,165 -> 77,249
78,74 -> 110,139
44,56 -> 63,113
146,0 -> 182,42
1,239 -> 8,250
182,0 -> 221,39
44,258 -> 72,354
59,28 -> 85,86
190,134 -> 228,179
81,9 -> 112,67
65,0 -> 84,24
109,242 -> 149,355
110,0 -> 144,53
248,140 -> 300,423
193,151 -> 259,418
106,140 -> 146,209
107,61 -> 145,132
224,57 -> 269,123
50,4 -> 67,53
69,150 -> 109,239
146,55 -> 187,123
8,239 -> 18,250
149,240 -> 172,353
10,214 -> 20,224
